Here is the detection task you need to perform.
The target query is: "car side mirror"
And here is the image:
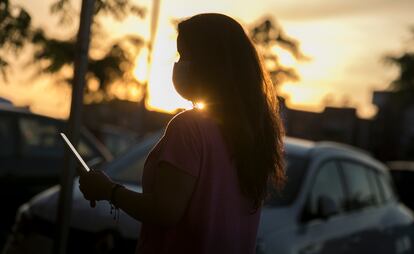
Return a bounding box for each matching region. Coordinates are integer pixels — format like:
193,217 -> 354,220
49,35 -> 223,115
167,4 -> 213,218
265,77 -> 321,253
317,195 -> 339,219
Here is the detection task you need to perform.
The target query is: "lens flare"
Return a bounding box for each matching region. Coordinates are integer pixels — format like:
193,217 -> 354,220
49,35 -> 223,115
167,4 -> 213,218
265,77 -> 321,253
195,102 -> 205,110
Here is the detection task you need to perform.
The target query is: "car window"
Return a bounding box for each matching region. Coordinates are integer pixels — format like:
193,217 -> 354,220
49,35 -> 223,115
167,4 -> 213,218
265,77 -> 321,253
112,156 -> 146,183
308,161 -> 346,216
0,115 -> 15,157
19,116 -> 64,158
19,115 -> 100,160
266,154 -> 309,206
365,168 -> 382,205
77,139 -> 97,159
377,173 -> 395,203
341,161 -> 377,211
106,132 -> 163,184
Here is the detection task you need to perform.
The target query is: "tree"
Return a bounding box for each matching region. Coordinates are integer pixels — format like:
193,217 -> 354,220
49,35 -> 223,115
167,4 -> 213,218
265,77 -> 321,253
384,27 -> 414,106
0,0 -> 32,80
250,17 -> 308,86
0,0 -> 146,100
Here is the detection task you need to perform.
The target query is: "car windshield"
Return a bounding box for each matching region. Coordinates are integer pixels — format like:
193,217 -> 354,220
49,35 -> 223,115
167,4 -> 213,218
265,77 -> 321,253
105,131 -> 163,184
105,132 -> 309,206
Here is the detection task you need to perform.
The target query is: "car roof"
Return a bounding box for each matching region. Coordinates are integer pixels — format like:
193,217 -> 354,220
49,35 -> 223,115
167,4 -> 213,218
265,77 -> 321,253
0,104 -> 30,113
311,141 -> 388,173
0,104 -> 62,121
0,104 -> 113,161
284,137 -> 369,159
284,136 -> 314,157
387,161 -> 414,172
312,141 -> 371,157
284,137 -> 387,173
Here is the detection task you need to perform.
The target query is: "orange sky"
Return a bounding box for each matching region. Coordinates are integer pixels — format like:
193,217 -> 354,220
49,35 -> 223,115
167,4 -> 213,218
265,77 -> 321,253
1,0 -> 413,119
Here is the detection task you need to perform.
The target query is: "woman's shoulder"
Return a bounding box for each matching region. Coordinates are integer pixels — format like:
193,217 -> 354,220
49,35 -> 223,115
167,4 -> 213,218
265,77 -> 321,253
169,108 -> 205,126
166,108 -> 219,136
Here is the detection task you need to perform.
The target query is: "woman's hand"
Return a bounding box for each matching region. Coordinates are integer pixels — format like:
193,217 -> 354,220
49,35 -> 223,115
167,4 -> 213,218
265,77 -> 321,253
79,170 -> 114,208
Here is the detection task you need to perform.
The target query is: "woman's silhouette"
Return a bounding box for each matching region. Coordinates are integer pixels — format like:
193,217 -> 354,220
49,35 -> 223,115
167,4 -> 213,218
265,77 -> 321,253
79,13 -> 285,254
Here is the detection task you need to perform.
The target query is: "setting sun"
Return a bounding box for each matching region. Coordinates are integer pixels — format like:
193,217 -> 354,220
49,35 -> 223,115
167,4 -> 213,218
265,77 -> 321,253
144,21 -> 193,113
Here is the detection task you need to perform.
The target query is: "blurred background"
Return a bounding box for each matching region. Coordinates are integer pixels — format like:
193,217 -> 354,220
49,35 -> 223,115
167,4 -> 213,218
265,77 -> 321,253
1,0 -> 414,253
2,0 -> 414,158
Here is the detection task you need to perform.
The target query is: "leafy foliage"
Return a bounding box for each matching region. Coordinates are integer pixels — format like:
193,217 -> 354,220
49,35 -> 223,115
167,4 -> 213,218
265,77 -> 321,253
385,28 -> 414,106
0,0 -> 32,80
0,0 -> 146,100
50,0 -> 146,25
31,29 -> 76,74
30,28 -> 142,96
386,53 -> 414,91
250,17 -> 308,86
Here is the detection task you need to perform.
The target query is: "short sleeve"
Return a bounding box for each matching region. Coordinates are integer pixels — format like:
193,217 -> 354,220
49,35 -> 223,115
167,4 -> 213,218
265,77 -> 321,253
156,112 -> 202,178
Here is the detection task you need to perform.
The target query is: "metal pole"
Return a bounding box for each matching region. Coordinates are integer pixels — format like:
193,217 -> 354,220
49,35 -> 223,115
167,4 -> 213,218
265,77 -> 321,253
146,0 -> 161,86
53,1 -> 94,254
149,0 -> 161,57
138,0 -> 161,100
137,0 -> 160,133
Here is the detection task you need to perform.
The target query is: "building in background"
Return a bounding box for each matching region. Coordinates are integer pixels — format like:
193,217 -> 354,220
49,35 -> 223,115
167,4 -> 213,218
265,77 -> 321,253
281,98 -> 372,154
81,89 -> 414,162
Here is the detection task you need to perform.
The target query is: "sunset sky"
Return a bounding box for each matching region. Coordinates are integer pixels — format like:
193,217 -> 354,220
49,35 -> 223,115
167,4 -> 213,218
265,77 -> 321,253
1,0 -> 413,119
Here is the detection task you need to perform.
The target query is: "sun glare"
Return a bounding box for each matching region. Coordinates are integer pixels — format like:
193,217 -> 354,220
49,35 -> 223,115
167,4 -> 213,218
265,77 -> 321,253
194,102 -> 205,110
143,16 -> 362,116
145,22 -> 193,113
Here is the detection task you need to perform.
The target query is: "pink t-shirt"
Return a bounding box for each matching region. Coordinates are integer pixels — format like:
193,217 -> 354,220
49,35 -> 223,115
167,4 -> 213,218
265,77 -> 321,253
136,109 -> 261,254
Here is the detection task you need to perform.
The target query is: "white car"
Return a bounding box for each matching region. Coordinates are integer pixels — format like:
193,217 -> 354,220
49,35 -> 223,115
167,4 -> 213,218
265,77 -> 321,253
3,132 -> 414,254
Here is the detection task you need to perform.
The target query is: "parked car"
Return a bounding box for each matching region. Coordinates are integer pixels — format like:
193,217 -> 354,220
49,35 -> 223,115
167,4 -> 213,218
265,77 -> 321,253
387,161 -> 414,211
0,105 -> 113,233
3,133 -> 414,254
257,142 -> 413,254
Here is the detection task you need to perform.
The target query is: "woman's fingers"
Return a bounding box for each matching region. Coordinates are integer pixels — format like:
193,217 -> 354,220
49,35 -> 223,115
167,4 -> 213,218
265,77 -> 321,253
79,173 -> 93,201
80,188 -> 94,204
78,169 -> 114,202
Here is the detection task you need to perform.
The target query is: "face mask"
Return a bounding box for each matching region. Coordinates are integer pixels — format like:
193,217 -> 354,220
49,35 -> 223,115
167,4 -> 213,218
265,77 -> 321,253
172,60 -> 197,101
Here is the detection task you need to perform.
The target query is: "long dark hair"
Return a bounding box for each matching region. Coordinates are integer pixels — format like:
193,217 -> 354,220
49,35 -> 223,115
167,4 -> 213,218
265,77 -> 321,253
177,13 -> 286,209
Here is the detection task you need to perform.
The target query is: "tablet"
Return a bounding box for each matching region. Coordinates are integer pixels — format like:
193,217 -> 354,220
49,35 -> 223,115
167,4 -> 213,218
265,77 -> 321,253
60,133 -> 91,173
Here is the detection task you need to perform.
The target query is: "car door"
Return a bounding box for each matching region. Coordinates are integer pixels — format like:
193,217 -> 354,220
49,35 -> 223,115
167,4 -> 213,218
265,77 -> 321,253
375,171 -> 412,254
0,112 -> 18,178
338,160 -> 391,254
297,160 -> 354,254
0,113 -> 19,229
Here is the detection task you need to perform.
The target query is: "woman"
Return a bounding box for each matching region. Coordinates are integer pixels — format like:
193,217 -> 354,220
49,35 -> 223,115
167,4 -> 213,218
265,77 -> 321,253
79,13 -> 285,254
